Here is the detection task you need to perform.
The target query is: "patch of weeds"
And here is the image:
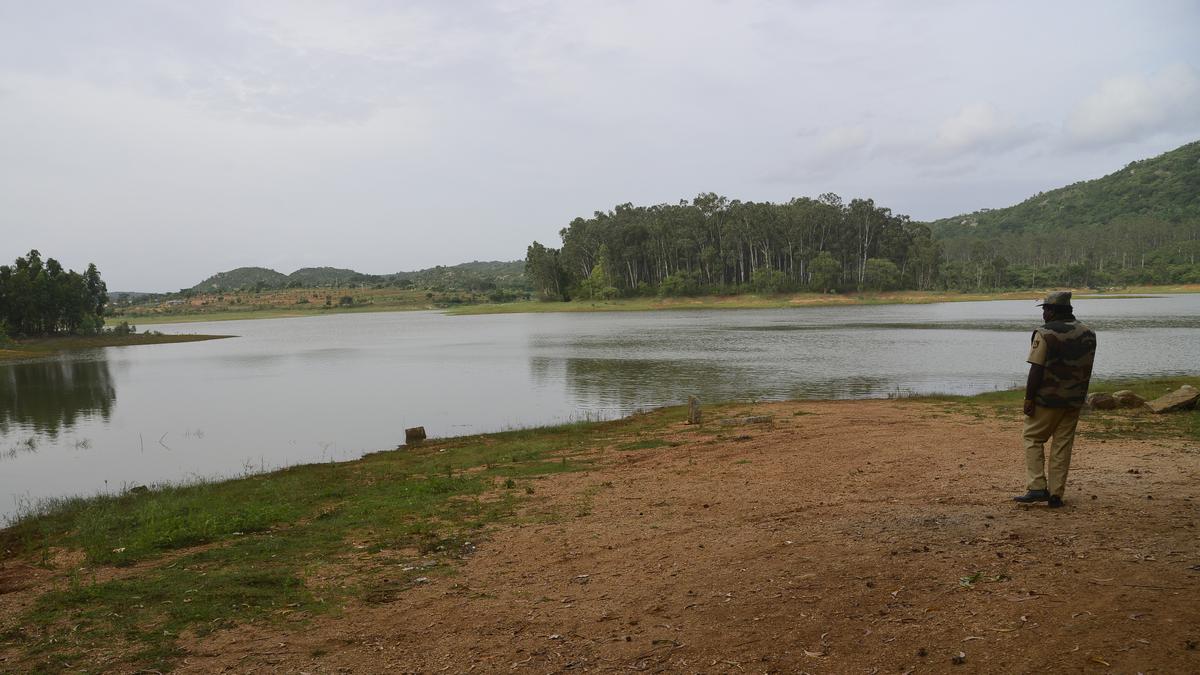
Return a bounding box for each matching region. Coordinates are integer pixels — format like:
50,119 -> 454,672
618,438 -> 673,451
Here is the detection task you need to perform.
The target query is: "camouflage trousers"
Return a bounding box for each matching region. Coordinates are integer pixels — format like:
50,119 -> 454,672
1023,405 -> 1081,497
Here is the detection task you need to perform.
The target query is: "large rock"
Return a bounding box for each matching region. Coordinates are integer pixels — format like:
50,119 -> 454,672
1086,392 -> 1117,410
1111,390 -> 1146,408
1146,385 -> 1200,414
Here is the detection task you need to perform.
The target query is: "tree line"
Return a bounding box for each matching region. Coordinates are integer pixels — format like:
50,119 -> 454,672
0,250 -> 108,337
526,193 -> 941,300
938,215 -> 1200,289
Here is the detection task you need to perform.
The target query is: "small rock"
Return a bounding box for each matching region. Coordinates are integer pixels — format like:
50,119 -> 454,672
951,651 -> 967,665
405,426 -> 427,444
1086,392 -> 1117,410
1111,390 -> 1146,408
1146,385 -> 1199,414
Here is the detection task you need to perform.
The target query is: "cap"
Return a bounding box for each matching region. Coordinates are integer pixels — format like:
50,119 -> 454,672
1036,291 -> 1073,308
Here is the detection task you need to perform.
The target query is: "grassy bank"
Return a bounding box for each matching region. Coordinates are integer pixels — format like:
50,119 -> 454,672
0,333 -> 231,363
0,409 -> 684,672
448,285 -> 1199,316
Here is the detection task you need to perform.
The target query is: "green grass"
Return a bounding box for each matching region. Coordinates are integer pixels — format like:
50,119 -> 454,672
0,408 -> 687,672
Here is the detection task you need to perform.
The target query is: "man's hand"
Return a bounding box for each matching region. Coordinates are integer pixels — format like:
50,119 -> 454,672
1024,363 -> 1044,417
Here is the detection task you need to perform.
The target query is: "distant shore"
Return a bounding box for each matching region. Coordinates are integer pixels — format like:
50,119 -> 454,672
449,284 -> 1198,315
105,284 -> 1200,324
0,333 -> 231,363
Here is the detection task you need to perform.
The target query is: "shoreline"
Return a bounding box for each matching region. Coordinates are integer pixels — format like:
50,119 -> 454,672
1,378 -> 1196,671
0,333 -> 232,364
107,284 -> 1199,324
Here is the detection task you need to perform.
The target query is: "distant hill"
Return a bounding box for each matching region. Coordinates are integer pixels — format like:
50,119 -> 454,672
389,260 -> 526,290
190,267 -> 289,293
930,140 -> 1200,238
925,140 -> 1200,287
186,260 -> 527,293
286,267 -> 373,287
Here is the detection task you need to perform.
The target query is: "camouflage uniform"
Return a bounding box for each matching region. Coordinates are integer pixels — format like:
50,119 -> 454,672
1023,292 -> 1097,498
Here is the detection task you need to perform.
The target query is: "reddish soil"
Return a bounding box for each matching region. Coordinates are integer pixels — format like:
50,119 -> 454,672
167,400 -> 1200,673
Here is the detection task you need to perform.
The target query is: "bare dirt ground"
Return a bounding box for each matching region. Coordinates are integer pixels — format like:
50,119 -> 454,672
165,400 -> 1200,674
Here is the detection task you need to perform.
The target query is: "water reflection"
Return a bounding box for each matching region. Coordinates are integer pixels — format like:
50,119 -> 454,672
534,355 -> 902,409
533,356 -> 756,410
0,356 -> 115,441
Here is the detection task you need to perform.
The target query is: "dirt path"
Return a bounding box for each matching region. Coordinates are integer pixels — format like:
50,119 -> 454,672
168,400 -> 1199,673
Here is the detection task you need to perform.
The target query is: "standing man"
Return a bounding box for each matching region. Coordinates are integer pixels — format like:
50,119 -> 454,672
1013,291 -> 1097,508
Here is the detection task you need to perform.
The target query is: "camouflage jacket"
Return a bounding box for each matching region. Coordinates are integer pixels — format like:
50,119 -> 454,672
1030,319 -> 1097,408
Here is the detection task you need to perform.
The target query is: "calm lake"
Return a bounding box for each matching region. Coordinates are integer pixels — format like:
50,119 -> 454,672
3,295 -> 1199,521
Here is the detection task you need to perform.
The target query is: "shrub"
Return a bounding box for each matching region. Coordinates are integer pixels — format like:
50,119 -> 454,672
659,271 -> 701,297
751,268 -> 789,294
107,321 -> 136,336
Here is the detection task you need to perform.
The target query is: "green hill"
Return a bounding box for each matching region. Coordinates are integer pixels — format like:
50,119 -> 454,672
190,267 -> 289,293
287,267 -> 372,287
389,260 -> 526,290
931,140 -> 1200,238
927,140 -> 1200,288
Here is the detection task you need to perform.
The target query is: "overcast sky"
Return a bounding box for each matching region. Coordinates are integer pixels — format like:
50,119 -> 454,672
2,1 -> 1198,291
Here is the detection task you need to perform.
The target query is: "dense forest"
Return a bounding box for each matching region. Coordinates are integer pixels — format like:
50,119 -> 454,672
0,250 -> 108,337
526,141 -> 1200,299
526,193 -> 938,299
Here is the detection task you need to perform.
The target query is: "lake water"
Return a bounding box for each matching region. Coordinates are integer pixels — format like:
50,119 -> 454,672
3,295 -> 1199,521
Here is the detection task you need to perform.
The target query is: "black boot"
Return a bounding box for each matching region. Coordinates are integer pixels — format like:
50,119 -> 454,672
1013,489 -> 1050,503
1047,495 -> 1064,508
